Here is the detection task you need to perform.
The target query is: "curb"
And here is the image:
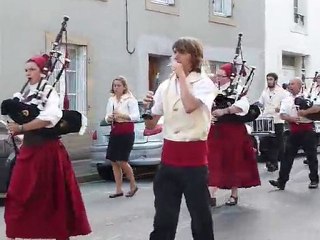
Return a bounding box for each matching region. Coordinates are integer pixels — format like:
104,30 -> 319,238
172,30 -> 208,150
77,173 -> 100,183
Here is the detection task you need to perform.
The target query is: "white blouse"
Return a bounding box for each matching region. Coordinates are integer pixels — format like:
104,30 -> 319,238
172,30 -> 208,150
16,82 -> 62,128
105,93 -> 140,122
218,82 -> 250,116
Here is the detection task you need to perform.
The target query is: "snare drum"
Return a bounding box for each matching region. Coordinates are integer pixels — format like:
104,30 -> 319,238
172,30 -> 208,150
249,117 -> 275,135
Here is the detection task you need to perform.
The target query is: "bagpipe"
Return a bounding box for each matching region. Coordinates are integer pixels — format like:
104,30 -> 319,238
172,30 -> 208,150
1,16 -> 86,137
294,62 -> 320,121
212,33 -> 260,123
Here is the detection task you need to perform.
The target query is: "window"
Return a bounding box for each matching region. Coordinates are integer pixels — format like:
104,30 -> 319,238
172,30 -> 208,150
209,0 -> 235,26
208,60 -> 227,74
54,44 -> 87,115
282,55 -> 296,67
146,0 -> 179,15
151,0 -> 175,6
293,0 -> 305,26
212,0 -> 233,17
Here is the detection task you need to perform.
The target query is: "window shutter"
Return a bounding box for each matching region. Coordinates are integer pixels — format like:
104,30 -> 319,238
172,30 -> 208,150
213,0 -> 223,13
224,0 -> 233,17
166,0 -> 175,5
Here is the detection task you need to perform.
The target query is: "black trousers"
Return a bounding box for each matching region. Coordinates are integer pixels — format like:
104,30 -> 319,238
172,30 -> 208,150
278,130 -> 319,184
260,123 -> 284,167
149,164 -> 214,240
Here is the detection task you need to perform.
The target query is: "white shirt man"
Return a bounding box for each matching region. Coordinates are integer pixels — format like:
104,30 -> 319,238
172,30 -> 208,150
258,73 -> 288,172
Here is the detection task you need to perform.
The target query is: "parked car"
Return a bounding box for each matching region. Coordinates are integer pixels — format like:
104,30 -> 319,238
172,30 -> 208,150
0,120 -> 20,205
90,103 -> 163,181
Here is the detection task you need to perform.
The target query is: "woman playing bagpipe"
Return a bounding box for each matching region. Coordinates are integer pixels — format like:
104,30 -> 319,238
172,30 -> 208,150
2,17 -> 91,240
207,34 -> 261,207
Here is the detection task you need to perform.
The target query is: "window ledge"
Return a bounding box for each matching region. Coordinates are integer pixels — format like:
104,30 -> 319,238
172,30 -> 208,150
45,32 -> 88,48
145,0 -> 179,16
290,24 -> 308,36
209,15 -> 235,26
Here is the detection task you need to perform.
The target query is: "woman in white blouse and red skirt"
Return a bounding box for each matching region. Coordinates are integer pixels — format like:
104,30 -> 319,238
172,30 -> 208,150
105,76 -> 140,198
5,55 -> 91,239
208,63 -> 261,207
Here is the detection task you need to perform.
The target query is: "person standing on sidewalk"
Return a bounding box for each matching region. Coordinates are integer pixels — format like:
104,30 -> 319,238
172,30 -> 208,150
269,77 -> 319,190
258,72 -> 288,172
105,76 -> 140,198
144,37 -> 217,240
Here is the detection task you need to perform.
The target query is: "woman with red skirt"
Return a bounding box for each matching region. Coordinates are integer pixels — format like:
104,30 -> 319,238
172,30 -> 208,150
5,55 -> 91,239
105,76 -> 140,198
208,63 -> 261,207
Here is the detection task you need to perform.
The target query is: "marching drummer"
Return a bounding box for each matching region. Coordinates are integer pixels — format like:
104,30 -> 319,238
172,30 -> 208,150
258,72 -> 288,172
269,77 -> 319,190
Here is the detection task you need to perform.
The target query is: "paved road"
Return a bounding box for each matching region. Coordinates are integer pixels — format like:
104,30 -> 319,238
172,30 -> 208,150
1,157 -> 320,240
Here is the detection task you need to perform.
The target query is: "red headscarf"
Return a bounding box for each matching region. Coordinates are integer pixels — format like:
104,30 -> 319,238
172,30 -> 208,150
220,63 -> 233,78
27,54 -> 50,71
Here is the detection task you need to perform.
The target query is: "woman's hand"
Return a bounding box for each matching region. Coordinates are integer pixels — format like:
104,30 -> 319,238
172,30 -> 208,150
212,108 -> 229,118
107,115 -> 114,123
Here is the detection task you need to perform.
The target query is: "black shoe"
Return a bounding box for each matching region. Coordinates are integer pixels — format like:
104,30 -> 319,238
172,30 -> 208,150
269,180 -> 285,190
225,195 -> 238,206
308,181 -> 319,189
303,159 -> 309,165
267,165 -> 279,172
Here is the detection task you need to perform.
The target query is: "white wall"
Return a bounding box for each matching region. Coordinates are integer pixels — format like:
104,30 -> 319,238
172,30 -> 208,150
265,0 -> 320,88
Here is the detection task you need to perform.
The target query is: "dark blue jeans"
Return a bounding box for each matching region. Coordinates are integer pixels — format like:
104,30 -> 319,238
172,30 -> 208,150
149,164 -> 214,240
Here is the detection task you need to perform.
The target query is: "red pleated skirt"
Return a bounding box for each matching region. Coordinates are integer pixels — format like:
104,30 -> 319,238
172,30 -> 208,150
4,139 -> 91,239
207,123 -> 261,189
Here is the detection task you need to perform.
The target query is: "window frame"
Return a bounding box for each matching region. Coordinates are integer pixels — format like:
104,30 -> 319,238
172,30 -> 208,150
212,0 -> 233,17
293,0 -> 305,26
145,0 -> 179,15
45,32 -> 88,115
209,0 -> 235,26
151,0 -> 175,6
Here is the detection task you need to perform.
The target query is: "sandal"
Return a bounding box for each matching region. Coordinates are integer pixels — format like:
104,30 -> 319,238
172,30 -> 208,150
109,192 -> 124,198
125,187 -> 138,197
225,195 -> 238,206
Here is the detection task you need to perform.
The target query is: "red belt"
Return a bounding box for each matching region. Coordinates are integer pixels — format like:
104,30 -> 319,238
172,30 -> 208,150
289,123 -> 313,133
161,139 -> 208,167
111,122 -> 134,135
